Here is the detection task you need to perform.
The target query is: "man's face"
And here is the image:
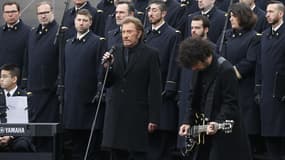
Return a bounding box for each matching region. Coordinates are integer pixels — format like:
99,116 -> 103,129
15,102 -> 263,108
148,3 -> 166,25
122,22 -> 142,48
191,20 -> 208,38
2,4 -> 20,25
73,0 -> 87,7
37,4 -> 54,27
191,60 -> 210,71
0,70 -> 17,90
74,14 -> 92,34
197,0 -> 215,11
115,4 -> 130,25
266,4 -> 283,26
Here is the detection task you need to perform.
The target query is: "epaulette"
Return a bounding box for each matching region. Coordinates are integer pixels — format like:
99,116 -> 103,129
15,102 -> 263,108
97,9 -> 104,13
137,11 -> 144,15
175,30 -> 181,34
225,13 -> 228,17
256,33 -> 262,36
26,91 -> 32,96
100,37 -> 106,41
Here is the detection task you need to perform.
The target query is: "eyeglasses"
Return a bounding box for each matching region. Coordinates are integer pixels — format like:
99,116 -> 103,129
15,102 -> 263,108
4,10 -> 18,14
37,11 -> 51,15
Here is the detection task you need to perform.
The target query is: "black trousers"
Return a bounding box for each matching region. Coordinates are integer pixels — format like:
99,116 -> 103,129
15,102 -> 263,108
64,129 -> 107,160
147,130 -> 177,160
110,149 -> 146,160
265,137 -> 285,160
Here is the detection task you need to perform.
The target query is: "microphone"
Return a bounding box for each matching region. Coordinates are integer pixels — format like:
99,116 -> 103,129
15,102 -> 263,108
101,46 -> 116,64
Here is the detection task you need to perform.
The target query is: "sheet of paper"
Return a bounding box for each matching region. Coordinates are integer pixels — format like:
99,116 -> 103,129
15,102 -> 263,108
6,96 -> 28,123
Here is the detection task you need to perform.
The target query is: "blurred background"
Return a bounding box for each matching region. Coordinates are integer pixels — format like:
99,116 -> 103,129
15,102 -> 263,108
0,0 -> 100,26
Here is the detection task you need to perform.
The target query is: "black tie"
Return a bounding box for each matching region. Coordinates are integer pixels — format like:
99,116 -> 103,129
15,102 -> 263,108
7,92 -> 10,97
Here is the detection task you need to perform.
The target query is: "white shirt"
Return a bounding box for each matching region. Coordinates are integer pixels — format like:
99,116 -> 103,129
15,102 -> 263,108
4,86 -> 17,98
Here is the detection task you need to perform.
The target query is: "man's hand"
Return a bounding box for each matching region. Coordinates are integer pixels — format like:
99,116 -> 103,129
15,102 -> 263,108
148,123 -> 158,133
206,122 -> 218,135
179,124 -> 190,136
0,136 -> 13,146
102,51 -> 114,68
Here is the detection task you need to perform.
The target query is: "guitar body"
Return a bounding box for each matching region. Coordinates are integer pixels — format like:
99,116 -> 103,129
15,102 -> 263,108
181,113 -> 234,157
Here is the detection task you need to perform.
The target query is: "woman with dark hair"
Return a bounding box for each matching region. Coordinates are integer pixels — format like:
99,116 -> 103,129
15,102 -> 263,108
216,2 -> 264,155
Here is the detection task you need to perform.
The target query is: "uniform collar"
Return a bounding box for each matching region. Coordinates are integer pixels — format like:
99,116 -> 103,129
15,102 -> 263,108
36,20 -> 56,35
75,2 -> 88,11
201,6 -> 216,19
4,86 -> 17,97
3,19 -> 21,31
152,21 -> 165,31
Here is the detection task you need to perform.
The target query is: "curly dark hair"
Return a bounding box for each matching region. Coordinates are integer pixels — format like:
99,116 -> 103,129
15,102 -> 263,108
178,37 -> 213,68
230,2 -> 257,30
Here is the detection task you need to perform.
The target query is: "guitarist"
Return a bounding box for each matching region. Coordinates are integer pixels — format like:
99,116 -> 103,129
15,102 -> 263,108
178,38 -> 251,160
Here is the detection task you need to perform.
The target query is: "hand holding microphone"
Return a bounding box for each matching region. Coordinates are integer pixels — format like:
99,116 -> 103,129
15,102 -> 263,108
102,46 -> 115,68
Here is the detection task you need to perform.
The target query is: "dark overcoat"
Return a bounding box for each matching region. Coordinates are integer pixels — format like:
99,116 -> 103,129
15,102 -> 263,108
183,55 -> 251,160
216,29 -> 261,134
144,23 -> 180,130
102,42 -> 162,152
27,21 -> 59,122
0,20 -> 30,81
64,32 -> 105,129
259,24 -> 285,136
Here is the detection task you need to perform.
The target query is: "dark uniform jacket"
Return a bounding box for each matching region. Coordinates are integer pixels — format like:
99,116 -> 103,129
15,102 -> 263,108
216,29 -> 261,134
64,31 -> 105,129
258,24 -> 285,136
185,7 -> 226,43
106,27 -> 122,49
144,23 -> 180,130
62,1 -> 104,38
96,0 -> 115,20
183,54 -> 251,160
27,20 -> 59,91
102,42 -> 162,152
0,20 -> 30,83
27,21 -> 59,122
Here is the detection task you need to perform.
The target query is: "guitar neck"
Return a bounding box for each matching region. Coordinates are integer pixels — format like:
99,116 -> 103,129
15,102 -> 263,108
191,123 -> 225,136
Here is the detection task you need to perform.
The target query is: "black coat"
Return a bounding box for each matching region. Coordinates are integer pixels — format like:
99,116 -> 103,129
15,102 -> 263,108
102,42 -> 162,152
144,23 -> 180,130
62,1 -> 105,38
185,7 -> 227,43
27,21 -> 59,123
183,55 -> 251,160
259,24 -> 285,136
64,32 -> 106,129
0,20 -> 30,82
216,29 -> 261,134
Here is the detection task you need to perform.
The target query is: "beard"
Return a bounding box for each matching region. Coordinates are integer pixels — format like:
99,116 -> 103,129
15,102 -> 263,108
149,17 -> 162,25
268,16 -> 280,26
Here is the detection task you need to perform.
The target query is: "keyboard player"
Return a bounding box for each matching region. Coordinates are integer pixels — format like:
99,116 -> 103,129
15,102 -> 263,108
0,64 -> 35,152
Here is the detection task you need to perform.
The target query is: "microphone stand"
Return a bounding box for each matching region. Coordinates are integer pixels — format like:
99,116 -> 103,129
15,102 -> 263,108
218,0 -> 233,54
84,63 -> 111,160
54,0 -> 70,159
